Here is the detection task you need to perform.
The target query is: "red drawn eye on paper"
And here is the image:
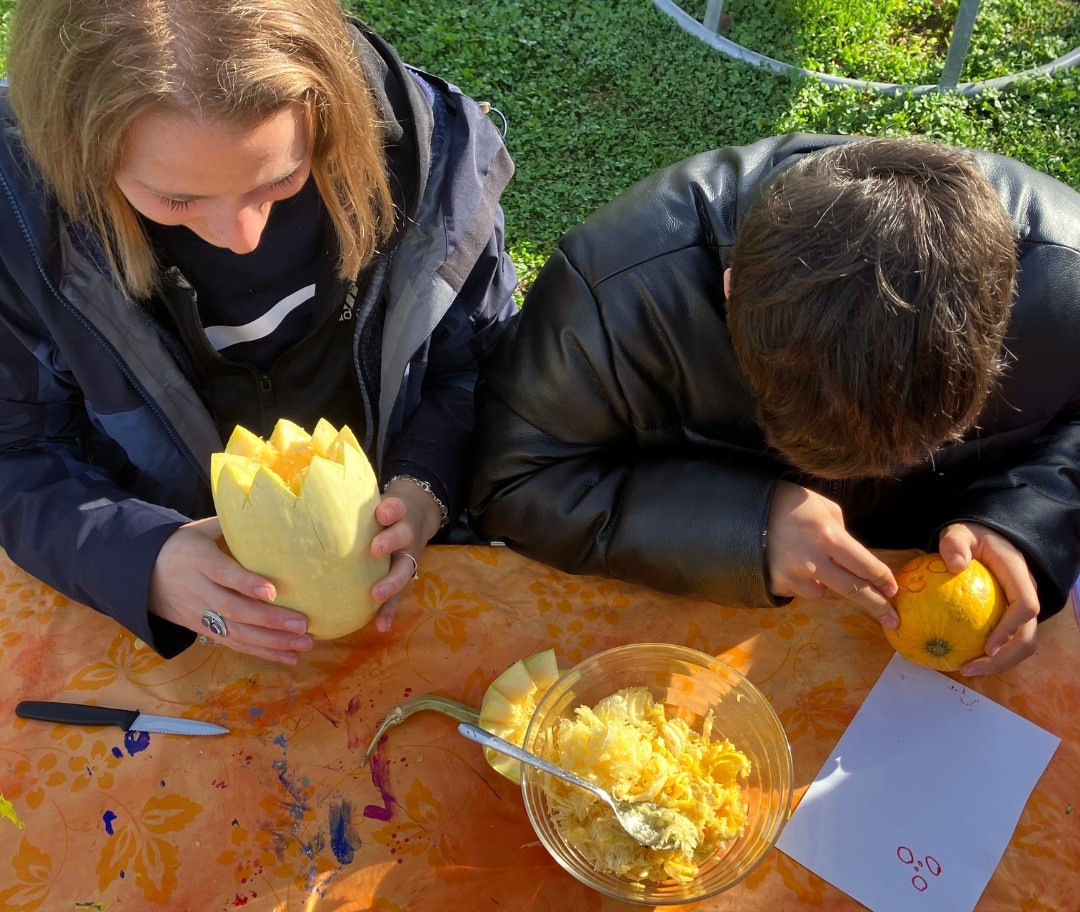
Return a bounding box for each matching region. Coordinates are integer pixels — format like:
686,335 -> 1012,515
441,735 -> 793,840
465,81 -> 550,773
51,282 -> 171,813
898,846 -> 942,891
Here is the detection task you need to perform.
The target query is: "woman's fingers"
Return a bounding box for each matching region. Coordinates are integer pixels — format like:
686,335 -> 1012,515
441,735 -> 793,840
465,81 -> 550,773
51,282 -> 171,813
374,596 -> 399,633
197,630 -> 307,665
201,612 -> 312,654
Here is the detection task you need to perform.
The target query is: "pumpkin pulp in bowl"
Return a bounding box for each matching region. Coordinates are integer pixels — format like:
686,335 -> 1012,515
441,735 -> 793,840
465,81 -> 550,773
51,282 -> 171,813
521,643 -> 793,904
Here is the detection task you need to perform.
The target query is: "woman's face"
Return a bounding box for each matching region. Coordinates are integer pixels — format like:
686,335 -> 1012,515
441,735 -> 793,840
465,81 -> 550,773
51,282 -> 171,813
114,103 -> 312,254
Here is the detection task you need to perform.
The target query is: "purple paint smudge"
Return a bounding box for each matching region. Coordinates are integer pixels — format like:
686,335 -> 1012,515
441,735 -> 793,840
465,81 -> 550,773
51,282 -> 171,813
363,745 -> 395,821
328,801 -> 358,864
110,746 -> 123,759
124,730 -> 151,756
102,810 -> 117,835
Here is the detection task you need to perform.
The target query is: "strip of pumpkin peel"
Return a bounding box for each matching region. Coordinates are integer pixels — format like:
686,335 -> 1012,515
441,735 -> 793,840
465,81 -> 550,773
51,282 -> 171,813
361,695 -> 480,766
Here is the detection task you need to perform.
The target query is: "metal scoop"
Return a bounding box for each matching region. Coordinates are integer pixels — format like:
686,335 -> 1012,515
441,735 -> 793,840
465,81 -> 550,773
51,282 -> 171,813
457,722 -> 697,851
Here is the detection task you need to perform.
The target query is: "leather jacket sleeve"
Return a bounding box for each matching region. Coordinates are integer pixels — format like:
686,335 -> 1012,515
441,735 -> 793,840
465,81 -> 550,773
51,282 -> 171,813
470,246 -> 784,608
943,408 -> 1080,619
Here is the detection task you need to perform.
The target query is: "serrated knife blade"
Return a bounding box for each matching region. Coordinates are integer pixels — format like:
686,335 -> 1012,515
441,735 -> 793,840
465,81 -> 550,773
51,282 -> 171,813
15,700 -> 229,735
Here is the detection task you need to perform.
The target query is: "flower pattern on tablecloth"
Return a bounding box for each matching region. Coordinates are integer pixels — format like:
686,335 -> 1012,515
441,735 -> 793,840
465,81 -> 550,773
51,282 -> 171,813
778,676 -> 861,741
0,545 -> 1076,912
95,794 -> 203,902
0,837 -> 53,911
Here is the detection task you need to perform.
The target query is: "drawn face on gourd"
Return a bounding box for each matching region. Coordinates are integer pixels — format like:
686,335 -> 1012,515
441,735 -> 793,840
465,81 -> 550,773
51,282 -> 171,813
884,554 -> 1006,671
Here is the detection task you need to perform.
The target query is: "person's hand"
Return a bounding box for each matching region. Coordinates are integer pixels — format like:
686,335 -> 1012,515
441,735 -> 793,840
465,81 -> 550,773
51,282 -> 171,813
149,517 -> 313,664
368,478 -> 445,632
937,522 -> 1040,676
766,481 -> 899,626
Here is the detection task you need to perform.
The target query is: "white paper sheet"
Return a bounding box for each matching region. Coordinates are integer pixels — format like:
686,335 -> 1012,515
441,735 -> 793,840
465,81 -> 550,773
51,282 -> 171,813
776,654 -> 1060,912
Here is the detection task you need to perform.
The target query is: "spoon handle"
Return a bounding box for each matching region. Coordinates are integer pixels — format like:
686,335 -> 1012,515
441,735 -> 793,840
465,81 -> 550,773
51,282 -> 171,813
457,722 -> 606,801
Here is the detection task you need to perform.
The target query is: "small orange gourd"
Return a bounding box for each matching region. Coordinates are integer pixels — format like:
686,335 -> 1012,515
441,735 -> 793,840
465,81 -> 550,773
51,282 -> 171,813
885,554 -> 1006,672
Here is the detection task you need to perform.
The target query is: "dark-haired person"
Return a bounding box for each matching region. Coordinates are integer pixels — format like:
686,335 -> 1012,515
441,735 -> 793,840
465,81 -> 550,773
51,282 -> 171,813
0,0 -> 517,662
470,134 -> 1080,677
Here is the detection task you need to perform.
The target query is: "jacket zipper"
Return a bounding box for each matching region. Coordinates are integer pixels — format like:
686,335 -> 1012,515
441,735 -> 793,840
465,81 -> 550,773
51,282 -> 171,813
354,251 -> 396,458
0,197 -> 209,484
258,374 -> 275,410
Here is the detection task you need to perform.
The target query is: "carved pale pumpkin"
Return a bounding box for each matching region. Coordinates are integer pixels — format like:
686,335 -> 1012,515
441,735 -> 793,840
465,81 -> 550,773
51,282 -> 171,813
478,649 -> 562,782
210,418 -> 388,639
885,554 -> 1006,672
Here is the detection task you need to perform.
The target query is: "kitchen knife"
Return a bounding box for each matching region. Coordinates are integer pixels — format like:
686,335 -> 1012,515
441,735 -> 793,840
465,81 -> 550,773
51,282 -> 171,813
15,701 -> 229,735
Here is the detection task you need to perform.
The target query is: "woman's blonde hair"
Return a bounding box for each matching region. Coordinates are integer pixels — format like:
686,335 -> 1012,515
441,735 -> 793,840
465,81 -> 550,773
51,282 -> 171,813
8,0 -> 394,297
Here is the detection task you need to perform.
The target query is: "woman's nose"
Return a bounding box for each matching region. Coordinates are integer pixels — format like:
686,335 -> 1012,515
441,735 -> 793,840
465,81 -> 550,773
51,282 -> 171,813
212,202 -> 271,254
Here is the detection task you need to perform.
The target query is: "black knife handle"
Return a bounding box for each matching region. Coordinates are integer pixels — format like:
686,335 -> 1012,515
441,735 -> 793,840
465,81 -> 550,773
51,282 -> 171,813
16,701 -> 140,730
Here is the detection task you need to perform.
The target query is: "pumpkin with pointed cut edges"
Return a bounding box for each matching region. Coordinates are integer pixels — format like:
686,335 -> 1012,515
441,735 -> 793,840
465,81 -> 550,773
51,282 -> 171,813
210,418 -> 388,639
478,649 -> 562,782
885,554 -> 1007,671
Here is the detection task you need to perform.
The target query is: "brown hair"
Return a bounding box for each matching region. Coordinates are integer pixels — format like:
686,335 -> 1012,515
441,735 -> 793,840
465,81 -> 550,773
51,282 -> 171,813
8,0 -> 394,297
727,137 -> 1016,479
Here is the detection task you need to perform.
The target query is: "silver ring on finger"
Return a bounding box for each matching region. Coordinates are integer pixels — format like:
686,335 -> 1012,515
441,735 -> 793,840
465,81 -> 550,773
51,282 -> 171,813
393,550 -> 419,580
201,609 -> 229,638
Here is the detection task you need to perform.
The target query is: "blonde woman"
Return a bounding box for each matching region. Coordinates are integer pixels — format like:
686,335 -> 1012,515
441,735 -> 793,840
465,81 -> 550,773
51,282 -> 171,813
0,0 -> 517,663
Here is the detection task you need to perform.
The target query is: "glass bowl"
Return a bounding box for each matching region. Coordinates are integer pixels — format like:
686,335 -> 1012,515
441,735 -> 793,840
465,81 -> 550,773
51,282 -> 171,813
520,643 -> 793,904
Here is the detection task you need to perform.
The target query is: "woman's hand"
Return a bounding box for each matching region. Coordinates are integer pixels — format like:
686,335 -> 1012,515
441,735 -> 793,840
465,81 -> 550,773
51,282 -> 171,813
148,517 -> 313,664
937,522 -> 1040,676
766,481 -> 899,626
368,478 -> 445,632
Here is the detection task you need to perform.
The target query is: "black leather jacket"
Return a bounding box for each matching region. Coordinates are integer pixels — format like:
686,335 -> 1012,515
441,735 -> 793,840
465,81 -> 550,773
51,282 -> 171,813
470,133 -> 1080,618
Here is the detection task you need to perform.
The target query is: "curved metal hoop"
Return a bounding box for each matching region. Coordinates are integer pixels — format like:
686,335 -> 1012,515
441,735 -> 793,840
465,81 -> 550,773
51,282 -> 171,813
654,0 -> 1080,97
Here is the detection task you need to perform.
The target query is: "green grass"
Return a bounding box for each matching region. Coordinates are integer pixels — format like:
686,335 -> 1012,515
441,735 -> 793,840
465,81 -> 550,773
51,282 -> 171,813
354,1 -> 1079,290
0,1 -> 1076,291
682,0 -> 1080,84
0,0 -> 12,74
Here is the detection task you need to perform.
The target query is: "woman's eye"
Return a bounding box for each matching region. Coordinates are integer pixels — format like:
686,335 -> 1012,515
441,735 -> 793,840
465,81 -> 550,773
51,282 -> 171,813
269,171 -> 298,191
158,196 -> 192,212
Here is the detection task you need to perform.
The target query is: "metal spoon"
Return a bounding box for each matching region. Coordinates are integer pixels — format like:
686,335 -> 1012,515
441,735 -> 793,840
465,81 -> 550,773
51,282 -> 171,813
457,722 -> 697,851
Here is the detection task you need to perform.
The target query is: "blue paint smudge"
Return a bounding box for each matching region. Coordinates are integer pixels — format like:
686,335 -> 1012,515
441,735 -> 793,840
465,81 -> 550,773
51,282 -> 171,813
119,870 -> 125,879
272,759 -> 309,822
111,746 -> 123,759
124,730 -> 151,756
248,707 -> 263,717
329,801 -> 357,865
102,810 -> 117,835
273,732 -> 287,750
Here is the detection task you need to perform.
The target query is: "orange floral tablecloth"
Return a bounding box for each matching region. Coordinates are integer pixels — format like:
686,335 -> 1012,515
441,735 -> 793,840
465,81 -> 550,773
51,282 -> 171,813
0,544 -> 1077,912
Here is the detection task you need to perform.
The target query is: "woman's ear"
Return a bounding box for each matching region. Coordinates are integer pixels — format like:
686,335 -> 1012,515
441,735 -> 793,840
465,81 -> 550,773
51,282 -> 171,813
723,267 -> 732,299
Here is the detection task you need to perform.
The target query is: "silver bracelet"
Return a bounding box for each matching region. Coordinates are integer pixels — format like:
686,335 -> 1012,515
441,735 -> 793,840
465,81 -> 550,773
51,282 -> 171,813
384,474 -> 450,529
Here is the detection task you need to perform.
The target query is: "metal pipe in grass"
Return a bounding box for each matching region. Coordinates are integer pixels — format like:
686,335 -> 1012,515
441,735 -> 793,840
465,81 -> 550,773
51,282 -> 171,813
654,0 -> 1080,97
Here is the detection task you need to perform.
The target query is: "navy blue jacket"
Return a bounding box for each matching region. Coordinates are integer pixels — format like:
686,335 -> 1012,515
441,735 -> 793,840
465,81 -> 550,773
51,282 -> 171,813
0,26 -> 518,656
